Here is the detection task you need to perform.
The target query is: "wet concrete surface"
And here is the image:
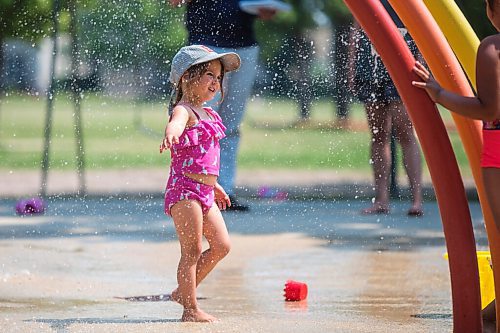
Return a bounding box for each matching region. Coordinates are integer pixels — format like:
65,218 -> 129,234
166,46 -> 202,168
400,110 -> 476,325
0,197 -> 488,332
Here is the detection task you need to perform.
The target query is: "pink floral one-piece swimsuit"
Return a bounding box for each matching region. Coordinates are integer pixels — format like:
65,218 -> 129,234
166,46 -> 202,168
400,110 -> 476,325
164,105 -> 226,216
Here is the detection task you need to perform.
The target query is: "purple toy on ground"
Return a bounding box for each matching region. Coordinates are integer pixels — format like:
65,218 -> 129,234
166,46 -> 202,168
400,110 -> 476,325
257,186 -> 288,201
15,197 -> 45,215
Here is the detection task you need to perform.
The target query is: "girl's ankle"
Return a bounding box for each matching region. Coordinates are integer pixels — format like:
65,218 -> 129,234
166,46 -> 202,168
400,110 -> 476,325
183,305 -> 199,312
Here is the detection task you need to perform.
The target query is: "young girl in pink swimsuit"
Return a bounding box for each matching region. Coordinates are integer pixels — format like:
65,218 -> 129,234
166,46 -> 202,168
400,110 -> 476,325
160,45 -> 240,322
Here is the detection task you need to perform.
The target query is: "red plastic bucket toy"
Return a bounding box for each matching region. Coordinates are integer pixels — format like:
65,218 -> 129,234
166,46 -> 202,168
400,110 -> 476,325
284,280 -> 308,301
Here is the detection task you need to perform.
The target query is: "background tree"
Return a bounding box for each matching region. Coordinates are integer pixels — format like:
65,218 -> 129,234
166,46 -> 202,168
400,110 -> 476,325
322,0 -> 352,124
1,0 -> 493,100
79,0 -> 186,97
0,0 -> 51,92
255,0 -> 318,120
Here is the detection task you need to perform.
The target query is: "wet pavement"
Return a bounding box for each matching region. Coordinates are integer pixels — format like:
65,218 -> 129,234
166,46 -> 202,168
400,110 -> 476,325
0,196 -> 488,332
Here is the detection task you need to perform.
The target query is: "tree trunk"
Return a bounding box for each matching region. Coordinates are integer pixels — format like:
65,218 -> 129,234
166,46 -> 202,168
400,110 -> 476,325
0,35 -> 4,142
295,33 -> 313,120
69,0 -> 86,196
0,35 -> 4,94
40,0 -> 60,197
332,22 -> 351,120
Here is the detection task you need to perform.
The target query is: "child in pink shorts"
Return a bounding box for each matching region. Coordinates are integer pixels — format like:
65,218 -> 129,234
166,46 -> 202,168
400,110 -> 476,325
413,0 -> 499,325
159,45 -> 240,323
412,0 -> 500,232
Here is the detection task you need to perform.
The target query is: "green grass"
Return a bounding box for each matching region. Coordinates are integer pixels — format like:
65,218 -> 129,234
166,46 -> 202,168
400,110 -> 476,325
0,92 -> 471,176
0,93 -> 167,170
240,97 -> 371,170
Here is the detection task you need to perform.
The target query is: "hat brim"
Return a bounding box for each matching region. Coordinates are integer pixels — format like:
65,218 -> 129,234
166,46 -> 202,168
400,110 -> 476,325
192,52 -> 241,73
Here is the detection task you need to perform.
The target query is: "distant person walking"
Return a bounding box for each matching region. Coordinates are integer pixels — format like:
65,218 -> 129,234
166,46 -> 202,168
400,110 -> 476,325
169,0 -> 277,211
348,0 -> 423,216
160,45 -> 240,322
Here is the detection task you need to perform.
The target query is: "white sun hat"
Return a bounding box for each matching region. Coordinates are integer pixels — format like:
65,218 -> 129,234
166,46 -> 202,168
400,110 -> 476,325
167,45 -> 241,112
168,44 -> 241,86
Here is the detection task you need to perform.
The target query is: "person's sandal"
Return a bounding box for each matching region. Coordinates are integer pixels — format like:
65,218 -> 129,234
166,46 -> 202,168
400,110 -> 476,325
361,206 -> 390,215
227,195 -> 250,211
407,208 -> 424,217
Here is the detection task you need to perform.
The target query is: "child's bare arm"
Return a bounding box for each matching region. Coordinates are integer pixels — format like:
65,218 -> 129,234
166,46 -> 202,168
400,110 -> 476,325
160,106 -> 189,153
476,36 -> 500,121
412,36 -> 499,121
412,61 -> 484,120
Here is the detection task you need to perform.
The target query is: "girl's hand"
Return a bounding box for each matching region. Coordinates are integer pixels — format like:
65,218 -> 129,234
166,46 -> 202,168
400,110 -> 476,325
412,61 -> 443,103
169,0 -> 188,7
214,183 -> 231,211
159,134 -> 179,153
257,8 -> 277,20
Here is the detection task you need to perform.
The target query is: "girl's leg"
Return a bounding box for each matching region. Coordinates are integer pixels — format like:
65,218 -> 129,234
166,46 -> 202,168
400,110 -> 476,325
362,101 -> 392,213
170,199 -> 217,322
390,101 -> 423,214
172,206 -> 230,295
482,167 -> 500,231
196,205 -> 231,285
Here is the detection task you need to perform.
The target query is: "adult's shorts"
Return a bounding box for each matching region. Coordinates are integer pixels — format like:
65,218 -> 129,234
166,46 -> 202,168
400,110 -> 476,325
355,79 -> 401,106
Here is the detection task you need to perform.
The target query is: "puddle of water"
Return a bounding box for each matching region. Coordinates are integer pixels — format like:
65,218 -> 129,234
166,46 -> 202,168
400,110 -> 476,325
0,297 -> 102,312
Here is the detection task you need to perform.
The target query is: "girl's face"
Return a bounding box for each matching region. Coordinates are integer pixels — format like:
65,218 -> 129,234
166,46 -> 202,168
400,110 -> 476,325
187,60 -> 223,103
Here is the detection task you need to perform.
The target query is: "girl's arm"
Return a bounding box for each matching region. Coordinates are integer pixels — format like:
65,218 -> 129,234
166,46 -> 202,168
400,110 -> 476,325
412,36 -> 500,121
476,36 -> 500,120
160,105 -> 189,153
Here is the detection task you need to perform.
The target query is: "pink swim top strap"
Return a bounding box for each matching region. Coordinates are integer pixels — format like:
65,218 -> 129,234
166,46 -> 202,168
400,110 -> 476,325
204,107 -> 220,122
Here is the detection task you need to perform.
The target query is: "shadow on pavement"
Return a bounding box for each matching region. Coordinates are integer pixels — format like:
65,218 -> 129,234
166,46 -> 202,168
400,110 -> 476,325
0,196 -> 488,250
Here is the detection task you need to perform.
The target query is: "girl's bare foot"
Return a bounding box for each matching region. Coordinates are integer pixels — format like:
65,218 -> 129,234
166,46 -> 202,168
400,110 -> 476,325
407,204 -> 423,217
182,308 -> 218,322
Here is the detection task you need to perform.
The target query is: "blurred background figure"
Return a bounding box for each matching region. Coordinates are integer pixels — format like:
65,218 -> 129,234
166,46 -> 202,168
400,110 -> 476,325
347,0 -> 423,216
324,0 -> 354,130
277,0 -> 355,129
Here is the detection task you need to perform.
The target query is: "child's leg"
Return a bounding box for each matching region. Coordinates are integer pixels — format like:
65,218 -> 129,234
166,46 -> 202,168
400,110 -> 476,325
195,205 -> 231,285
170,199 -> 217,322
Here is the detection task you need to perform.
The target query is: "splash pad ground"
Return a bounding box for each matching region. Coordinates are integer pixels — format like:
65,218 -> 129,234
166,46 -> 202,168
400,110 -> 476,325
0,196 -> 486,333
